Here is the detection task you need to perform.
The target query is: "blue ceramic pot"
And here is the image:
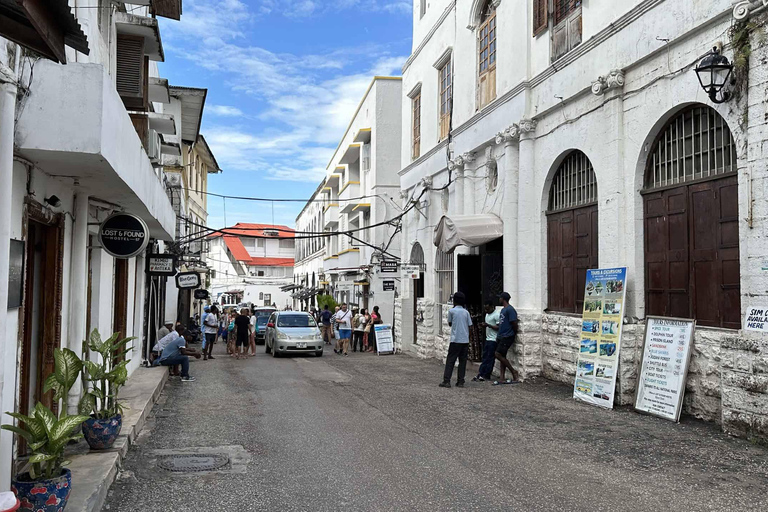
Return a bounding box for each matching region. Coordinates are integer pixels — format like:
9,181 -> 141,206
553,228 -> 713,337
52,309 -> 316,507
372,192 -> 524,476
82,414 -> 122,450
11,468 -> 71,512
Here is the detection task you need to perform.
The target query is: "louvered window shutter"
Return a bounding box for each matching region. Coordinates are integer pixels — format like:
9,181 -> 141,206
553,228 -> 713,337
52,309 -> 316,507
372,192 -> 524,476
116,35 -> 145,99
533,0 -> 548,35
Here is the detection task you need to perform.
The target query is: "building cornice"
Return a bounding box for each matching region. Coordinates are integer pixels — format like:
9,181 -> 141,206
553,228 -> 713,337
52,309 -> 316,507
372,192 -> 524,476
402,1 -> 457,73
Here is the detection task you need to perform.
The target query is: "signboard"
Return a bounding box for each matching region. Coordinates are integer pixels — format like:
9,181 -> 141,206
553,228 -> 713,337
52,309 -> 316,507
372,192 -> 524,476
382,280 -> 395,292
573,267 -> 628,409
635,317 -> 696,422
176,272 -> 201,289
146,254 -> 176,276
744,306 -> 768,332
374,324 -> 394,355
194,289 -> 210,300
336,281 -> 354,293
99,213 -> 149,259
401,265 -> 420,279
380,260 -> 398,273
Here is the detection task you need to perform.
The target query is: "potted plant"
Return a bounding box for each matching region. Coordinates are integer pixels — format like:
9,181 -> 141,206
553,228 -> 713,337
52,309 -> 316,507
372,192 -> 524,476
78,329 -> 135,450
2,348 -> 90,512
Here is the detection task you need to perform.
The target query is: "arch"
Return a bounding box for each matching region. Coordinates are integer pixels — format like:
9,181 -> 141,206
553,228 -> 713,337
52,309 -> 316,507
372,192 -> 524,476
468,0 -> 500,30
641,104 -> 740,329
545,150 -> 599,313
410,242 -> 425,266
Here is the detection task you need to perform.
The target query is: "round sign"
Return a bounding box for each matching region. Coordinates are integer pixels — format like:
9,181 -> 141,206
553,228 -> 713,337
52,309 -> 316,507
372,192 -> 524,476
99,213 -> 150,259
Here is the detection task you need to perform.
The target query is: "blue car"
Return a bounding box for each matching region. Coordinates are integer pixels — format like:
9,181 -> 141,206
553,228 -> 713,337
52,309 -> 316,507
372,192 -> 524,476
253,307 -> 276,344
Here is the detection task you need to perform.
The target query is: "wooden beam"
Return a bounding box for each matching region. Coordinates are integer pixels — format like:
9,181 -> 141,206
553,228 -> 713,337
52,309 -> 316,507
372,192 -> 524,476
0,13 -> 58,61
18,0 -> 67,63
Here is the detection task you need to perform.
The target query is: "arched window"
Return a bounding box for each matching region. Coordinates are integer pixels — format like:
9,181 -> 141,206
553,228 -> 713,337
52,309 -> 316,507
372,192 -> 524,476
410,243 -> 425,298
546,150 -> 598,313
477,0 -> 497,109
259,292 -> 263,300
435,249 -> 454,304
643,105 -> 740,329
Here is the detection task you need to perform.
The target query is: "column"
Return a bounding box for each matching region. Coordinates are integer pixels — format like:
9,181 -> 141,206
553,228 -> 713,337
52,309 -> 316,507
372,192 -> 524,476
517,119 -> 537,310
67,194 -> 89,414
497,126 -> 520,304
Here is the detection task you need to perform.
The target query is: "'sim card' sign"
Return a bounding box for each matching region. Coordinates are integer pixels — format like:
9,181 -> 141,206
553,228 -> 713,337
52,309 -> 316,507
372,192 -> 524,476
744,307 -> 768,332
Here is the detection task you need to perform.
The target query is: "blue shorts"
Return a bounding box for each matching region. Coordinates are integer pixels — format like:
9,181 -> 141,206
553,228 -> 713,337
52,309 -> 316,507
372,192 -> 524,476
339,329 -> 352,340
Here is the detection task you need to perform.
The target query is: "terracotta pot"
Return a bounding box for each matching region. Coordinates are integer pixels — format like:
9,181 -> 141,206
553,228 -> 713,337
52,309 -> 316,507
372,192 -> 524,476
11,468 -> 71,512
82,414 -> 122,450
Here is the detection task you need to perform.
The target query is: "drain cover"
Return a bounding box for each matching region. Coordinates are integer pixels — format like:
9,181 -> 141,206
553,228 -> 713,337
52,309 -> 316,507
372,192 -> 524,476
157,454 -> 230,472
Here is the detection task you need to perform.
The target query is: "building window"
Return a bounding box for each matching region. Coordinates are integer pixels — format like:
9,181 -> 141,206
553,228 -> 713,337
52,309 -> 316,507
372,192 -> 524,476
643,106 -> 740,329
257,239 -> 265,248
547,150 -> 598,314
435,249 -> 454,304
259,292 -> 263,300
477,1 -> 497,109
438,58 -> 452,141
412,92 -> 421,159
279,239 -> 295,249
552,0 -> 582,61
487,161 -> 498,192
420,0 -> 426,18
258,270 -> 265,277
410,243 -> 426,299
533,0 -> 548,35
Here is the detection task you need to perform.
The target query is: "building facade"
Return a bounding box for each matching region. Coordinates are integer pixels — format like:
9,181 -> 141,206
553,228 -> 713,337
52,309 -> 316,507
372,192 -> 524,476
209,224 -> 296,309
397,0 -> 768,443
293,183 -> 327,310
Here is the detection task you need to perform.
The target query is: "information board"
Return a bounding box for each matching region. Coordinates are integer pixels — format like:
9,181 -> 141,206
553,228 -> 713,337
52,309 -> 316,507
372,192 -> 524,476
374,324 -> 395,355
744,306 -> 768,333
381,260 -> 398,273
634,316 -> 695,422
401,265 -> 420,279
382,280 -> 395,291
573,267 -> 628,409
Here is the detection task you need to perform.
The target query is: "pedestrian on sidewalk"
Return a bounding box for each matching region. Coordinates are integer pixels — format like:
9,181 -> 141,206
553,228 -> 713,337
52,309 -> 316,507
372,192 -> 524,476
334,303 -> 353,356
153,331 -> 201,382
440,292 -> 472,388
235,308 -> 251,360
473,301 -> 499,382
493,292 -> 521,386
320,305 -> 333,345
353,308 -> 366,352
368,306 -> 382,353
203,305 -> 219,360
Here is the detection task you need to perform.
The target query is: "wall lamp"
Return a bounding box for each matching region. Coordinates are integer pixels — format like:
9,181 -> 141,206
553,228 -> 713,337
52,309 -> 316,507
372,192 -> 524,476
695,46 -> 734,104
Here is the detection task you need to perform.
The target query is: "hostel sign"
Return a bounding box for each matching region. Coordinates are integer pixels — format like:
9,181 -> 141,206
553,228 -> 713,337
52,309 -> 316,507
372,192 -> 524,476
99,213 -> 149,259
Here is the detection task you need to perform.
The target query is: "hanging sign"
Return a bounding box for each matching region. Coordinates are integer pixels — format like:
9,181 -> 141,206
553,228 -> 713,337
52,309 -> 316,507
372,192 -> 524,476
744,306 -> 768,332
573,267 -> 628,409
99,213 -> 149,259
380,260 -> 398,273
374,324 -> 395,355
382,280 -> 395,291
194,289 -> 210,300
635,317 -> 696,422
176,272 -> 200,289
401,265 -> 420,279
146,254 -> 177,276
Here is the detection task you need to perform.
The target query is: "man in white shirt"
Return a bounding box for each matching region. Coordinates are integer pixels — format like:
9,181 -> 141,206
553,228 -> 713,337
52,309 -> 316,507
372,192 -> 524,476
157,320 -> 173,341
473,301 -> 500,382
249,310 -> 257,356
203,305 -> 219,360
334,303 -> 353,356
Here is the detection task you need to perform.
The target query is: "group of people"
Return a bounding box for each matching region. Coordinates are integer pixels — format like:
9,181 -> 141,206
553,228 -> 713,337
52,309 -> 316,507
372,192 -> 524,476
150,321 -> 202,382
312,304 -> 382,356
440,291 -> 520,388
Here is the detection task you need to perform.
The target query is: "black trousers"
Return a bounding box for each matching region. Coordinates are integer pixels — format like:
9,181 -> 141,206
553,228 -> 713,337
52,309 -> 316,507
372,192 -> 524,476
443,343 -> 469,384
352,331 -> 364,351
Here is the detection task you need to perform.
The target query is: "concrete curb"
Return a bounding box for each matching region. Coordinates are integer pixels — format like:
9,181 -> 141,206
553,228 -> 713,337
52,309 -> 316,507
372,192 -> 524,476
66,367 -> 169,512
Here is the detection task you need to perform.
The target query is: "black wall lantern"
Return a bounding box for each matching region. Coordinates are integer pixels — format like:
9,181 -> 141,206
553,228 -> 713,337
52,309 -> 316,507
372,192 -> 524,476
695,46 -> 734,104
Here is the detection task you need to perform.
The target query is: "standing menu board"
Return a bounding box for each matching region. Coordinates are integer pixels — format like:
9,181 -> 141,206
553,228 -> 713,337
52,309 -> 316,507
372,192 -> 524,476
634,317 -> 696,422
374,325 -> 395,355
573,267 -> 628,409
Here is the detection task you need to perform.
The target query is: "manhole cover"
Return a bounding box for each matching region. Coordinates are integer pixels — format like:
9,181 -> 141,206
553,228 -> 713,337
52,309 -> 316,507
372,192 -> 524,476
157,454 -> 230,472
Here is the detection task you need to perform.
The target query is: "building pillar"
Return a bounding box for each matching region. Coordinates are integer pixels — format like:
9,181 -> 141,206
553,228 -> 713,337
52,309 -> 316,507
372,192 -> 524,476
517,120 -> 538,311
67,194 -> 89,414
497,126 -> 520,305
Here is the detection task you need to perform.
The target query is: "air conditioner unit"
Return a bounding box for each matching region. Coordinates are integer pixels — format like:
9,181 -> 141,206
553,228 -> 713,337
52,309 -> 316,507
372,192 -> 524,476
147,129 -> 161,162
166,172 -> 183,189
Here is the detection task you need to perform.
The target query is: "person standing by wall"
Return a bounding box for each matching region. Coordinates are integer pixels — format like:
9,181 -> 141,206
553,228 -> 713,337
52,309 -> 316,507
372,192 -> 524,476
203,305 -> 219,361
334,303 -> 353,356
473,301 -> 499,381
493,292 -> 521,385
440,292 -> 472,388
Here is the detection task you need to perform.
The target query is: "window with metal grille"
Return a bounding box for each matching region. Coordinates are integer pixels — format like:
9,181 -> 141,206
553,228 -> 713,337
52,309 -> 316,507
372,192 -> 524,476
439,59 -> 452,141
643,106 -> 740,329
412,93 -> 421,159
477,2 -> 497,109
435,249 -> 454,304
646,106 -> 737,189
547,151 -> 598,313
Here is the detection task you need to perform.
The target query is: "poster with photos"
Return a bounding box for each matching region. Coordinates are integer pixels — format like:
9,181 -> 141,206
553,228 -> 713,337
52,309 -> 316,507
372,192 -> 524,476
573,267 -> 628,409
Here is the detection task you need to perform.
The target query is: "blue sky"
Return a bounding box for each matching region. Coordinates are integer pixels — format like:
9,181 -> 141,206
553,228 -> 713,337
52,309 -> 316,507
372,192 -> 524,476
157,0 -> 413,229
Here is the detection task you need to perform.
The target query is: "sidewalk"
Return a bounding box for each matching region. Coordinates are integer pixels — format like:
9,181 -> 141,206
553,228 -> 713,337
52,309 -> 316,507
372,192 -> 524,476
65,366 -> 168,512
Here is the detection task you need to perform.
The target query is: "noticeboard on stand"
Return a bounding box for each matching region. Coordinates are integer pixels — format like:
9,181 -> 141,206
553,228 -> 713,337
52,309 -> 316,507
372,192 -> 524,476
573,267 -> 628,409
374,324 -> 395,355
634,316 -> 696,422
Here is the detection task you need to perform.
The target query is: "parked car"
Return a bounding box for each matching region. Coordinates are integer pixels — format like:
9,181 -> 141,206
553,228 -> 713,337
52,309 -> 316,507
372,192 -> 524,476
252,307 -> 276,344
265,312 -> 323,357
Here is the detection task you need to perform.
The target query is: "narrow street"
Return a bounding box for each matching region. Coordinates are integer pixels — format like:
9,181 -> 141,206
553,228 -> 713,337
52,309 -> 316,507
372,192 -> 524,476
105,346 -> 768,512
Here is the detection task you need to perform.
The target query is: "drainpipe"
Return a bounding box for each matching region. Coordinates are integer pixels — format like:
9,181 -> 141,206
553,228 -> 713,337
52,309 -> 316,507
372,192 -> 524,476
67,193 -> 89,415
0,42 -> 19,493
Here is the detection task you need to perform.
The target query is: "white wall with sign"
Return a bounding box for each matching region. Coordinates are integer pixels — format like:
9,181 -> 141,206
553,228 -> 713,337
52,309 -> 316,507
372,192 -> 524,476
634,316 -> 696,422
744,306 -> 768,332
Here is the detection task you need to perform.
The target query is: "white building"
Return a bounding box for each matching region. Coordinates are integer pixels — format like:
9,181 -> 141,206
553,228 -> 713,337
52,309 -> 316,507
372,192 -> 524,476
293,182 -> 327,310
208,224 -> 296,309
0,0 -> 185,488
397,0 -> 768,443
296,76 -> 403,322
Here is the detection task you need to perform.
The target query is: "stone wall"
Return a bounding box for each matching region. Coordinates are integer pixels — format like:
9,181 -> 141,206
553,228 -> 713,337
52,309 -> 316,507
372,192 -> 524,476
393,299 -> 402,353
721,335 -> 768,445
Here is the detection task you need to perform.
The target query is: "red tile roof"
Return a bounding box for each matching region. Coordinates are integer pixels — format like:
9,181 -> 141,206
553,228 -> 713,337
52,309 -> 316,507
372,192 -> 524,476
222,236 -> 294,268
211,223 -> 295,239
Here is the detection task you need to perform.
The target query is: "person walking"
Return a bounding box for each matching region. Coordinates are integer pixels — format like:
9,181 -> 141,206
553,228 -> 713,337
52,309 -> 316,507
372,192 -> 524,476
473,301 -> 499,381
334,303 -> 353,356
320,305 -> 333,345
234,308 -> 251,360
353,308 -> 366,352
203,305 -> 219,360
440,292 -> 472,388
332,305 -> 341,353
493,292 -> 521,385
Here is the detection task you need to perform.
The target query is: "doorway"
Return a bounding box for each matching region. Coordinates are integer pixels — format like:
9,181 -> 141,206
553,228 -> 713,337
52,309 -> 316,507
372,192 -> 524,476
113,258 -> 129,360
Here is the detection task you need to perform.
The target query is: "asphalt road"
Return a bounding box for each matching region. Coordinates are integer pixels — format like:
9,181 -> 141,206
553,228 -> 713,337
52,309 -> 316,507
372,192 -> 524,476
104,344 -> 768,512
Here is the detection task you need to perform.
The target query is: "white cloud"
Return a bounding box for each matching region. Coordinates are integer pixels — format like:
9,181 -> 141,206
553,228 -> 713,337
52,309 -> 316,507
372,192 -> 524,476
207,105 -> 245,117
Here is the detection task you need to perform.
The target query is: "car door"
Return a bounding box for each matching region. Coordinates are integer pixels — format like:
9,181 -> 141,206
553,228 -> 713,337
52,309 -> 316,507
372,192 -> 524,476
267,313 -> 277,349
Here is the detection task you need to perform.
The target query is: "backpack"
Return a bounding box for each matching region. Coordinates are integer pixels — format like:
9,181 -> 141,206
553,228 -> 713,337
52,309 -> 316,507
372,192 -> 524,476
352,315 -> 361,329
228,320 -> 235,332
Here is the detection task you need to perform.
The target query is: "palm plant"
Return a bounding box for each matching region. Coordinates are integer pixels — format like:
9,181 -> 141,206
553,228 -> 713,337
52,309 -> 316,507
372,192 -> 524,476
78,329 -> 135,419
1,348 -> 90,480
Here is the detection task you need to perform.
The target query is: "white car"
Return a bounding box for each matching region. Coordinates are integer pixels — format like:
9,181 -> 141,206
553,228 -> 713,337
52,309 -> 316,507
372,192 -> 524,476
265,312 -> 324,357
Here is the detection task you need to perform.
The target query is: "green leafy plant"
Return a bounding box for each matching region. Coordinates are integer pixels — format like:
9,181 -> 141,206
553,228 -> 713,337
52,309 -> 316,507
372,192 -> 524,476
78,329 -> 135,420
316,294 -> 338,311
1,348 -> 90,480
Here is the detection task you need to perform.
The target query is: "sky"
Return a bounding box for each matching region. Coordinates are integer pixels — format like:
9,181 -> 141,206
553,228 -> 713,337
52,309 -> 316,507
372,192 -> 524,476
157,0 -> 413,229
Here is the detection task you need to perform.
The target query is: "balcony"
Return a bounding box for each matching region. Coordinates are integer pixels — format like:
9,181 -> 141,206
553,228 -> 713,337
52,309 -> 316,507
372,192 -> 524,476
338,247 -> 361,269
14,61 -> 176,239
323,254 -> 339,273
323,204 -> 339,229
339,181 -> 360,213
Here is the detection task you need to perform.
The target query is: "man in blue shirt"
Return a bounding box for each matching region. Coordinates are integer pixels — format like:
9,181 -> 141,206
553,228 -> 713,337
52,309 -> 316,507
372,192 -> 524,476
440,292 -> 472,388
494,292 -> 520,385
320,305 -> 333,345
153,332 -> 201,382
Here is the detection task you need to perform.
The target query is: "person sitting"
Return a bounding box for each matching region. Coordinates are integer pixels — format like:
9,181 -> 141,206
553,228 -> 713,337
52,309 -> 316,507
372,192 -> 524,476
157,320 -> 174,341
153,331 -> 201,382
150,323 -> 184,365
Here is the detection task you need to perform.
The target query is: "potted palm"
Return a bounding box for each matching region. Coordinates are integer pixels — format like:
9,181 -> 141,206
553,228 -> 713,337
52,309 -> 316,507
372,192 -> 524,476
2,348 -> 90,512
78,329 -> 135,450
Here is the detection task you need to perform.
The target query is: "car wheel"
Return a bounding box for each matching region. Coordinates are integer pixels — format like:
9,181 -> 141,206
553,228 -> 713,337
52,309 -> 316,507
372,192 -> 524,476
272,345 -> 279,358
265,339 -> 271,354
315,350 -> 323,357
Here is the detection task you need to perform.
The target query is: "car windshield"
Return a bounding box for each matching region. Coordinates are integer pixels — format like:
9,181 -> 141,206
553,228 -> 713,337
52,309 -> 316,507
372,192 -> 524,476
277,315 -> 316,328
255,313 -> 273,325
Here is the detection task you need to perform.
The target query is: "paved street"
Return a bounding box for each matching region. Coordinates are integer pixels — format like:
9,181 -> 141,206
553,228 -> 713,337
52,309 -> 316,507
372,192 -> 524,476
105,346 -> 768,512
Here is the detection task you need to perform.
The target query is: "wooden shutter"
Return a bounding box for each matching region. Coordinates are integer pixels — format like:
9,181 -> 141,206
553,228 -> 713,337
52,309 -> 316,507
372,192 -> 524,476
116,35 -> 144,99
552,3 -> 582,61
574,205 -> 598,313
533,0 -> 548,35
548,205 -> 597,314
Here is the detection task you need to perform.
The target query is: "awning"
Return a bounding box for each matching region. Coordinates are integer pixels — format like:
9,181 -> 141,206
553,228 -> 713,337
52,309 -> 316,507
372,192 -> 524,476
433,214 -> 503,253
